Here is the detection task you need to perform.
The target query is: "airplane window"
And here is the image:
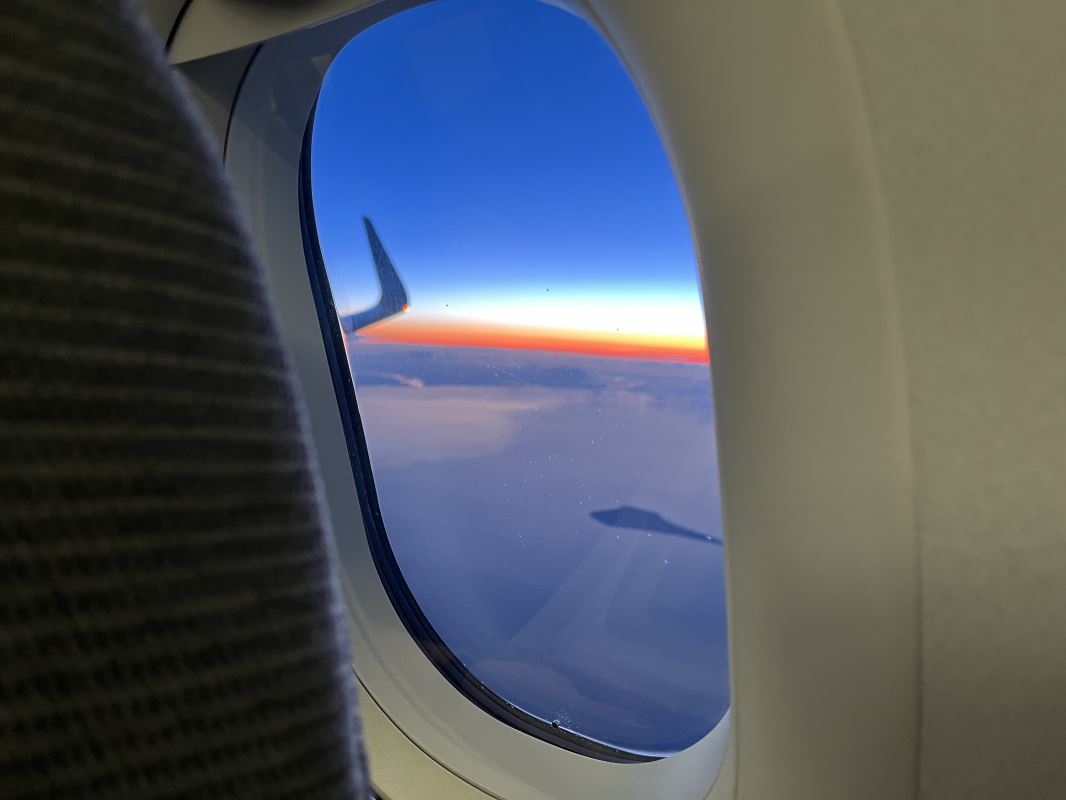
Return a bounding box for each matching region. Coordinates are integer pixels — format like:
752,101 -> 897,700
306,0 -> 728,758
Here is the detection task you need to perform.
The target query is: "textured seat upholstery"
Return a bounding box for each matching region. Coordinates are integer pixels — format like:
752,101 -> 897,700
0,1 -> 368,797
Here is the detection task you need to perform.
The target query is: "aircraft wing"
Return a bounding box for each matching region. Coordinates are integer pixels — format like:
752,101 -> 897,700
340,217 -> 409,334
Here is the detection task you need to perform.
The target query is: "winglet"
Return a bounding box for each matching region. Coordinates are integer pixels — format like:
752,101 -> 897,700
340,217 -> 410,334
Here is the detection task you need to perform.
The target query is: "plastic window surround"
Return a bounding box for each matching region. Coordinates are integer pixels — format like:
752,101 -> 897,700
220,3 -> 732,798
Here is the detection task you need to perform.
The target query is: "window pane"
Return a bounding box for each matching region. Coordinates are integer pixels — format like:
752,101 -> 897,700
310,0 -> 728,757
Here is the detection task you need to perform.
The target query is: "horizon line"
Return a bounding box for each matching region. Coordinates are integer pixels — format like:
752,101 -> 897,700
352,317 -> 710,364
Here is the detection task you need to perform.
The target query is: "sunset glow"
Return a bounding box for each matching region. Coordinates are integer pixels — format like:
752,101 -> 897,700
339,291 -> 709,363
356,315 -> 709,363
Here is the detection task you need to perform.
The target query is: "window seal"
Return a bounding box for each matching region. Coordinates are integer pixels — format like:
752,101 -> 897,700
296,101 -> 655,765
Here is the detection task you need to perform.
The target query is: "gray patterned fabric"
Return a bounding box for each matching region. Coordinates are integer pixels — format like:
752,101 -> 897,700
0,1 -> 368,797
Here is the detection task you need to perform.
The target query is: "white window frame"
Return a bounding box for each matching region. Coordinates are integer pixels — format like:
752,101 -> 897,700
215,2 -> 733,799
166,0 -> 926,797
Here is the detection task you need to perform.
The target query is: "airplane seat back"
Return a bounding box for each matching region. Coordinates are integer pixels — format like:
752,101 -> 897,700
0,1 -> 369,797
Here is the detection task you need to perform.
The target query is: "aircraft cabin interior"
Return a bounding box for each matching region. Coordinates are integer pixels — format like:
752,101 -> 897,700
2,1 -> 1065,798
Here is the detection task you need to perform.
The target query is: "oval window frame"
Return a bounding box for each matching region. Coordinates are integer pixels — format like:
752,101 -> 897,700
222,2 -> 733,798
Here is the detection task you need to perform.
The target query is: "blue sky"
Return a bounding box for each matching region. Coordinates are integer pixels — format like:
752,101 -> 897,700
310,0 -> 705,351
309,0 -> 727,752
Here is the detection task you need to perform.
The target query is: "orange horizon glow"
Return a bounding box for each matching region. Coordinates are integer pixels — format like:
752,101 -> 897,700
355,316 -> 709,364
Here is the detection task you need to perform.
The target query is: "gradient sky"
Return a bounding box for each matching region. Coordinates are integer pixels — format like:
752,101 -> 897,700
310,0 -> 708,361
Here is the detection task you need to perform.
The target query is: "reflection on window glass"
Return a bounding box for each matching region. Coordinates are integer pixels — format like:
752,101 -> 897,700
310,0 -> 728,756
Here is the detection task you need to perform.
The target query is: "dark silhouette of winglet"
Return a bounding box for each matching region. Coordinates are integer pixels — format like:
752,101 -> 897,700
340,217 -> 410,334
590,505 -> 723,545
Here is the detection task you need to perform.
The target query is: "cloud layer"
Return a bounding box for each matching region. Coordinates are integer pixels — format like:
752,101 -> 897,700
348,342 -> 728,755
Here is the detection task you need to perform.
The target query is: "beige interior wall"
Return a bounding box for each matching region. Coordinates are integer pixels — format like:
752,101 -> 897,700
840,5 -> 1066,797
592,2 -> 1066,799
588,2 -> 918,797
